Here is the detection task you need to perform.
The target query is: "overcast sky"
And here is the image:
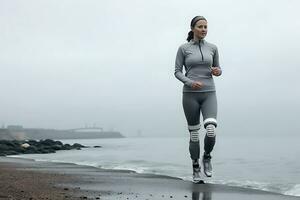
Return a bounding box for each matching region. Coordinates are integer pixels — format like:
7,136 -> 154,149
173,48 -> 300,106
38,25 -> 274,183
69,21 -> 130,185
1,0 -> 300,137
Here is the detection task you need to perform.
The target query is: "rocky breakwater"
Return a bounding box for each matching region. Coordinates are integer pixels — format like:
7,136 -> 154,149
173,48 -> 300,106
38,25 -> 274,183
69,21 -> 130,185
0,139 -> 87,156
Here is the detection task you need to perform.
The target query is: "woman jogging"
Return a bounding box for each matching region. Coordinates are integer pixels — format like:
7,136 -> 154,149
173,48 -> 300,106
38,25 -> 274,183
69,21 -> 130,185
174,16 -> 222,183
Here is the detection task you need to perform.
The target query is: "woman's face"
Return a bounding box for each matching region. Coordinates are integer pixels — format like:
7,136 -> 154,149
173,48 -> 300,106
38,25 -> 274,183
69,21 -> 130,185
192,20 -> 207,39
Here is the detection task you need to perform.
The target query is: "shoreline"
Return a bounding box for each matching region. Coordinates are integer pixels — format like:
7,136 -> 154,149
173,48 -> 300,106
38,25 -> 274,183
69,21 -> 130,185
7,155 -> 299,197
0,156 -> 299,200
6,155 -> 183,180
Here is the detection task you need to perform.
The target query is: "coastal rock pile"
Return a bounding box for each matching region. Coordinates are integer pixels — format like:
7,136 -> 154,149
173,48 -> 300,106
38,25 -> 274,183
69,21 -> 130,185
0,139 -> 86,156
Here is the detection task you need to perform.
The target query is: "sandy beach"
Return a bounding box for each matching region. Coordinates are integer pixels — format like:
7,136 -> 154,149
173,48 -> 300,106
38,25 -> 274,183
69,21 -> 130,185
0,156 -> 298,200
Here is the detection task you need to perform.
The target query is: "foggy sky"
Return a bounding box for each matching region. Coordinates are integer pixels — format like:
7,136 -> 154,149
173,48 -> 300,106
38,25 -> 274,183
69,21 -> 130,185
1,0 -> 300,137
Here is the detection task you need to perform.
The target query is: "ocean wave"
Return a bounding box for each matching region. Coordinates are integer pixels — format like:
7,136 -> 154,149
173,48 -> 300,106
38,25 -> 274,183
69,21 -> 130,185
284,184 -> 300,197
104,165 -> 148,174
7,155 -> 101,168
94,164 -> 300,198
6,155 -> 299,197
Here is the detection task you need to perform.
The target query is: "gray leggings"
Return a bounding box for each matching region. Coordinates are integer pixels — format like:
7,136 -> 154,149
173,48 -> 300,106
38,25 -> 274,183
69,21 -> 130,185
182,91 -> 218,160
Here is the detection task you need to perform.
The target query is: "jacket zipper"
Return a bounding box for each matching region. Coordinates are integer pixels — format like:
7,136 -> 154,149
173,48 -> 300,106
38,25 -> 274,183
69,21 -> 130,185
198,42 -> 204,61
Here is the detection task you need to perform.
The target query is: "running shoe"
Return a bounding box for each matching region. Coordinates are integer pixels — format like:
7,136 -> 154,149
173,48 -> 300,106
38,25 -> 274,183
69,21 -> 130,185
202,153 -> 212,177
192,160 -> 204,184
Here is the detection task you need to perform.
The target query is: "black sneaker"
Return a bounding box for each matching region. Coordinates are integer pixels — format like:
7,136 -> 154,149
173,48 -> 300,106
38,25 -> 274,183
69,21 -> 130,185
202,154 -> 212,177
192,160 -> 204,184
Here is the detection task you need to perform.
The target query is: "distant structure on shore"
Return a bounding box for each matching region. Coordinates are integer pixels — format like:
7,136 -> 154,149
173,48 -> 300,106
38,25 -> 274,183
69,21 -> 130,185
0,125 -> 125,140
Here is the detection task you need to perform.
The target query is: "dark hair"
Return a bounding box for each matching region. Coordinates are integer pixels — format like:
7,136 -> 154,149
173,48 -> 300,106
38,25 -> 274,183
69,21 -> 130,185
186,16 -> 207,42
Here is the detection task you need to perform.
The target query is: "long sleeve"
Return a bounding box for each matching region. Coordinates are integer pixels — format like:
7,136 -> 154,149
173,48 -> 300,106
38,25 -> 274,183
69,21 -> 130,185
213,46 -> 222,75
174,46 -> 194,87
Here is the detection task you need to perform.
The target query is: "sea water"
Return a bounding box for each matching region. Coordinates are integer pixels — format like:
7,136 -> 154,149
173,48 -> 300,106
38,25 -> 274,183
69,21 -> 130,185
10,134 -> 300,197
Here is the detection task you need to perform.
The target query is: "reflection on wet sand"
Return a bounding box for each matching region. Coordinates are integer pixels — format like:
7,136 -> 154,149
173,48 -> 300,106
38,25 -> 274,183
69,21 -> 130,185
192,190 -> 212,200
191,183 -> 212,200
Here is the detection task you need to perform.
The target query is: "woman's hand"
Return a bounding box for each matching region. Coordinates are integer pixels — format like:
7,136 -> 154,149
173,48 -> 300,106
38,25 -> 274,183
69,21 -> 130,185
211,67 -> 222,76
191,81 -> 204,89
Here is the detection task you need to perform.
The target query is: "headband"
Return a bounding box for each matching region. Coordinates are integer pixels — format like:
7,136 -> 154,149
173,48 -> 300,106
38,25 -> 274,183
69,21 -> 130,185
190,16 -> 206,29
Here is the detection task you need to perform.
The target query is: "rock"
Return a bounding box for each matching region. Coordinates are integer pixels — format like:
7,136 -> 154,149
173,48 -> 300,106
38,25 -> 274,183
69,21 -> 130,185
72,143 -> 86,148
4,150 -> 19,155
54,140 -> 63,146
0,139 -> 85,155
27,140 -> 39,146
23,146 -> 38,154
52,144 -> 63,150
62,144 -> 72,150
21,143 -> 30,148
40,139 -> 56,146
0,144 -> 11,151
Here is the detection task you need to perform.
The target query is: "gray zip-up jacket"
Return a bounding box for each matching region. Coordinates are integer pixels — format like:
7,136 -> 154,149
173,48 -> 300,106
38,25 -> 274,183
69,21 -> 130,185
174,39 -> 221,92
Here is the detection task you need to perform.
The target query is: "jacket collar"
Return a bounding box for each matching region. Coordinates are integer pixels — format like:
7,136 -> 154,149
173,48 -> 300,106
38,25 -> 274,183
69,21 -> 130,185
190,38 -> 205,45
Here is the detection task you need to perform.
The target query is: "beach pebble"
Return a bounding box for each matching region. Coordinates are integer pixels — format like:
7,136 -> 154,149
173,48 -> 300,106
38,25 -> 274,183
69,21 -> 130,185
21,143 -> 30,148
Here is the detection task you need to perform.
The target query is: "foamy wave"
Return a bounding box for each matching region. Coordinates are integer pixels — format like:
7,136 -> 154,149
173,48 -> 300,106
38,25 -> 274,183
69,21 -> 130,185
180,176 -> 278,193
284,184 -> 300,197
7,155 -> 100,168
212,179 -> 272,191
101,165 -> 150,174
208,179 -> 300,197
7,155 -> 300,197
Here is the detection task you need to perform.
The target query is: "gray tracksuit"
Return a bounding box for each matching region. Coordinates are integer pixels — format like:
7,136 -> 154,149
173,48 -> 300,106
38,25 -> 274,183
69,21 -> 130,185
174,38 -> 221,92
174,38 -> 221,160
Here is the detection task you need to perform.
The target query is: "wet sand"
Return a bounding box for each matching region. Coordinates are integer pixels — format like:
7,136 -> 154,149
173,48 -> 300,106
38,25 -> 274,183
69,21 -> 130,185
0,156 -> 298,200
